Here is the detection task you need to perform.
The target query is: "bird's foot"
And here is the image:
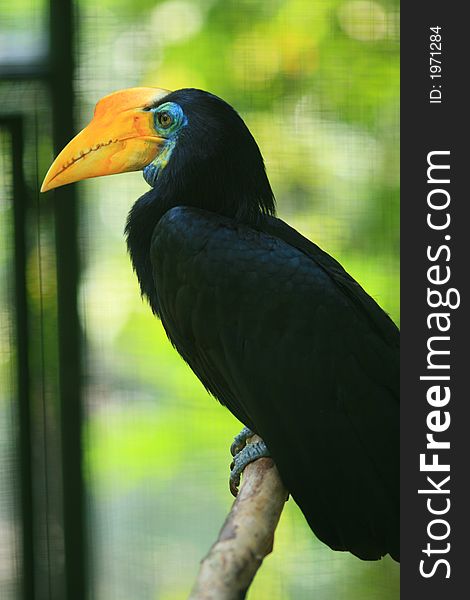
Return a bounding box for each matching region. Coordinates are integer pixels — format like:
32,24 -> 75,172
230,426 -> 254,457
229,438 -> 270,497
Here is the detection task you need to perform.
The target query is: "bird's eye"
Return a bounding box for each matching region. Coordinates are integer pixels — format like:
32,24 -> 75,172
152,102 -> 186,134
157,111 -> 173,129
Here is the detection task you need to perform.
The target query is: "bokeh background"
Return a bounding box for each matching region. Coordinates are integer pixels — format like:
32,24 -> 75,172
1,0 -> 399,598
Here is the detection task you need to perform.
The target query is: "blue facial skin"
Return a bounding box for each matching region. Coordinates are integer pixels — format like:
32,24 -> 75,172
143,102 -> 188,187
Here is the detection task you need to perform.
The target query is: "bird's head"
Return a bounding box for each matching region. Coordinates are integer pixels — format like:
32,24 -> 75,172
41,87 -> 275,221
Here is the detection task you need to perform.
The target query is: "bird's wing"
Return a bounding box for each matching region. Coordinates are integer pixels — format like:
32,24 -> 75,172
262,215 -> 400,354
151,206 -> 399,561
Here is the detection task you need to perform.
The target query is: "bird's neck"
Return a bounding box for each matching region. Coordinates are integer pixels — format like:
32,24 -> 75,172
125,175 -> 275,313
125,187 -> 170,313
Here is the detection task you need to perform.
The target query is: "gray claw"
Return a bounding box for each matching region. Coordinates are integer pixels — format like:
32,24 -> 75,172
229,440 -> 270,496
230,426 -> 254,457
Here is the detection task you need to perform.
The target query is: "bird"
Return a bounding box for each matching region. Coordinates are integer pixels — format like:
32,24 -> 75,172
41,87 -> 399,562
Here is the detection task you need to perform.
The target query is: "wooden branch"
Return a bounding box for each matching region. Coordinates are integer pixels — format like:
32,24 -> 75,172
188,435 -> 288,600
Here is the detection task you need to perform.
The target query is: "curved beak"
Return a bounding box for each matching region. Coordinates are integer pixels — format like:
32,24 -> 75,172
41,87 -> 171,192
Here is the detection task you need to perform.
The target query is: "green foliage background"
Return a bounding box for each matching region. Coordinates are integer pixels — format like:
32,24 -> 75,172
0,0 -> 399,598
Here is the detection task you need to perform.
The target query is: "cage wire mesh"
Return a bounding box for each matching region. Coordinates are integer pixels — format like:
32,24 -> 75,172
0,0 -> 47,71
1,14 -> 47,550
1,0 -> 399,598
0,126 -> 22,600
0,75 -> 66,600
1,0 -> 58,593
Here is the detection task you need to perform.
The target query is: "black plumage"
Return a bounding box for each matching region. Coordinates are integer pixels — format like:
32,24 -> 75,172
125,89 -> 399,562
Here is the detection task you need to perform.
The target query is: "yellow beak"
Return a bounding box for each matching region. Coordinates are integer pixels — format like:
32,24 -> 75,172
41,87 -> 171,192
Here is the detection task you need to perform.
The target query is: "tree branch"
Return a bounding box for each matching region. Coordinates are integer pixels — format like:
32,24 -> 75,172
188,435 -> 288,600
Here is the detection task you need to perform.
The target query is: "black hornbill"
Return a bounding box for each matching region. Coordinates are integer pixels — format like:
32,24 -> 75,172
42,87 -> 399,562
